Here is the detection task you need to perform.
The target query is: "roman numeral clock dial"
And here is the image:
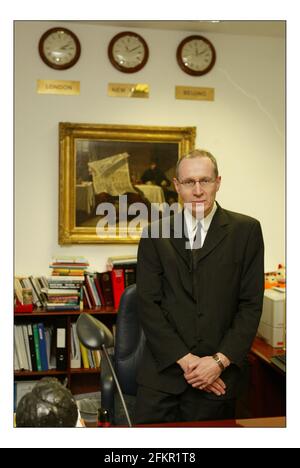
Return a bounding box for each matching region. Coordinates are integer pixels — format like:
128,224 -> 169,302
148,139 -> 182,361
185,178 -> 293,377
176,35 -> 216,76
108,31 -> 149,73
38,27 -> 81,70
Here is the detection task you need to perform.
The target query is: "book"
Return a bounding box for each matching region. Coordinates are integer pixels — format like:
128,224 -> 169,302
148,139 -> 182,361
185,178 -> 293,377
79,343 -> 90,369
27,324 -> 37,371
83,285 -> 92,309
94,276 -> 105,306
20,277 -> 40,307
32,324 -> 42,371
46,296 -> 79,303
14,278 -> 24,304
51,255 -> 89,264
70,323 -> 81,369
92,350 -> 101,369
80,286 -> 84,310
51,270 -> 85,276
107,255 -> 137,271
22,325 -> 32,371
38,323 -> 49,371
46,303 -> 80,311
50,263 -> 89,268
85,274 -> 101,306
29,276 -> 43,307
45,326 -> 56,370
56,320 -> 67,371
107,255 -> 137,264
98,272 -> 114,307
84,276 -> 97,307
14,325 -> 27,371
111,268 -> 125,309
14,348 -> 20,371
42,288 -> 80,296
47,277 -> 85,284
124,266 -> 136,287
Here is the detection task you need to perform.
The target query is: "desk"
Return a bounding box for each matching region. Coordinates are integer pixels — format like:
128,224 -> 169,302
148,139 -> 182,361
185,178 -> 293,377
136,417 -> 286,428
251,337 -> 285,371
84,416 -> 286,428
84,338 -> 286,427
245,337 -> 286,418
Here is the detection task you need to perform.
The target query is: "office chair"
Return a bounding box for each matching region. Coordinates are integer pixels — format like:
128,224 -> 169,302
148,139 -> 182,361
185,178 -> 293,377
76,284 -> 145,425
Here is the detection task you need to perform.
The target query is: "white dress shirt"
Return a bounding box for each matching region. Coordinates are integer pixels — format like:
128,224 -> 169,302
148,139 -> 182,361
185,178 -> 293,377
184,202 -> 217,249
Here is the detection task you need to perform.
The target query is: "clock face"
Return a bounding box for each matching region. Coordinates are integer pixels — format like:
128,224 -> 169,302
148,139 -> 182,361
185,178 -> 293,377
177,35 -> 216,76
108,32 -> 149,73
39,28 -> 81,70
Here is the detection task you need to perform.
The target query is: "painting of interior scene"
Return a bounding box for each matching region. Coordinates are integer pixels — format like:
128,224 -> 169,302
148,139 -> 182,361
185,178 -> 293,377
75,139 -> 179,227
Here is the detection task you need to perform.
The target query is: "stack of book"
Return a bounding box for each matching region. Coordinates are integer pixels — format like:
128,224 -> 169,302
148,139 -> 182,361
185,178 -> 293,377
42,287 -> 82,311
43,256 -> 88,311
50,255 -> 89,277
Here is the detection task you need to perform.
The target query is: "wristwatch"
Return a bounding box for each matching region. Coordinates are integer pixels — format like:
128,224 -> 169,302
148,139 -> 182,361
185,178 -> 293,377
212,353 -> 225,372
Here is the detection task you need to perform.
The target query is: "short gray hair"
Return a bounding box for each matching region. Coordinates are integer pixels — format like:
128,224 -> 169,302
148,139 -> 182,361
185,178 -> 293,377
176,149 -> 219,179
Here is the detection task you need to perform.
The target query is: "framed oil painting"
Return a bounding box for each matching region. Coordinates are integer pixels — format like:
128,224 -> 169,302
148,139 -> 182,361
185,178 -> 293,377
59,122 -> 196,244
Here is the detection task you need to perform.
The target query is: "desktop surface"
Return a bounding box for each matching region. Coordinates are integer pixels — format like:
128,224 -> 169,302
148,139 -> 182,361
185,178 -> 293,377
135,417 -> 286,428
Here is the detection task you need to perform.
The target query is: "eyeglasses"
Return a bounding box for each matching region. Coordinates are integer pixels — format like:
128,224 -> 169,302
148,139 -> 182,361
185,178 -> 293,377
178,178 -> 216,189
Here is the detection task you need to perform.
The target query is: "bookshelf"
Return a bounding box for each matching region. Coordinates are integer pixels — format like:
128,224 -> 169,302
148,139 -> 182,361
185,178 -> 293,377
14,307 -> 117,396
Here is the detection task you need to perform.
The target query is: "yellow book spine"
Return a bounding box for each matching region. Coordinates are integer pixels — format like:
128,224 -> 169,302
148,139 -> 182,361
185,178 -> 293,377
79,343 -> 90,369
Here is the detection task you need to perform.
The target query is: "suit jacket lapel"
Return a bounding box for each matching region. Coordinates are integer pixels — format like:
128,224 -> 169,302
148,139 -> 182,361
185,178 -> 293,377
169,213 -> 194,297
169,211 -> 191,270
195,204 -> 229,265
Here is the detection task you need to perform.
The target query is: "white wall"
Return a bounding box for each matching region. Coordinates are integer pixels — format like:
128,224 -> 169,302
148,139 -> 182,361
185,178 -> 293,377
15,21 -> 285,275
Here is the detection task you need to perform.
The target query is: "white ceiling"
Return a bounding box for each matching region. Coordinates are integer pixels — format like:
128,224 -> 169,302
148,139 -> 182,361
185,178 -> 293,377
78,20 -> 285,38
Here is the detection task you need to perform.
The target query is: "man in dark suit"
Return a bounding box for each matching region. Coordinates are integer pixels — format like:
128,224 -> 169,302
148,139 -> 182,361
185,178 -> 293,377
141,159 -> 171,187
135,149 -> 264,424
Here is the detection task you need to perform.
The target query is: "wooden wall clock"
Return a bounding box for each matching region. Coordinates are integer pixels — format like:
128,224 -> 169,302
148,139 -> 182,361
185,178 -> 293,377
176,35 -> 216,76
108,31 -> 149,73
38,27 -> 81,70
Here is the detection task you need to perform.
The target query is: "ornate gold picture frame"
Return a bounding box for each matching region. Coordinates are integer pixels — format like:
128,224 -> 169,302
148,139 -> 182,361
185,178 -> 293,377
59,122 -> 196,244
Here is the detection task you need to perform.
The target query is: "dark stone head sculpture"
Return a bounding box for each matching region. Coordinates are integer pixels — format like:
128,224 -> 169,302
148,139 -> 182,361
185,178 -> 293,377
16,378 -> 78,427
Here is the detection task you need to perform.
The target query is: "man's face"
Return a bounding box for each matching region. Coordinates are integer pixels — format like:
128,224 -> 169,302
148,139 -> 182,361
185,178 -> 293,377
173,157 -> 221,218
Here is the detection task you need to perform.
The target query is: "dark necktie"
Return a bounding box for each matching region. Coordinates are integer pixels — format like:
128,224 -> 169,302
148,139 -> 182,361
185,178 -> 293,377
191,222 -> 201,298
192,221 -> 201,255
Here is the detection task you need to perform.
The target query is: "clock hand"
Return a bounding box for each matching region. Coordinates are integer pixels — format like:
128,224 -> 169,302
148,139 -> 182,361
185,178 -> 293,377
60,43 -> 73,51
128,46 -> 141,52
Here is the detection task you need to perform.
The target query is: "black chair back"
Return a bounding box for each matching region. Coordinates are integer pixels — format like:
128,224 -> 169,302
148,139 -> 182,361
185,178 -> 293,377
114,284 -> 145,396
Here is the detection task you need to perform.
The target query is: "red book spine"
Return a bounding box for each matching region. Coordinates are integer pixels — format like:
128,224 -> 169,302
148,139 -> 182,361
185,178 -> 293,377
111,269 -> 125,310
